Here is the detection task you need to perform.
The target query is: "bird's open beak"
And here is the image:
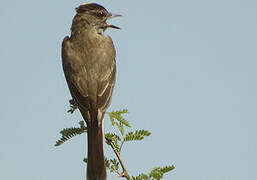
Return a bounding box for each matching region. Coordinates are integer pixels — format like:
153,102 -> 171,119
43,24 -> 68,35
107,13 -> 122,29
109,13 -> 122,18
107,24 -> 121,29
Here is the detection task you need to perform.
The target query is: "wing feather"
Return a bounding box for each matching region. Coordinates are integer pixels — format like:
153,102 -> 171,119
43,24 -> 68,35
62,35 -> 116,122
62,36 -> 90,111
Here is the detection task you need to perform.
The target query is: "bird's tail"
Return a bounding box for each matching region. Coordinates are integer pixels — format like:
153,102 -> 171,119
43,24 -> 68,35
81,111 -> 106,180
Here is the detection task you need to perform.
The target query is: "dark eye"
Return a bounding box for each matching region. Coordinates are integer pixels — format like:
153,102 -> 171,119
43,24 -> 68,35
92,11 -> 106,18
99,11 -> 105,17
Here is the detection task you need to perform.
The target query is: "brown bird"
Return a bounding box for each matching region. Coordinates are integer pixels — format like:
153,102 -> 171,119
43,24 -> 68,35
61,3 -> 120,180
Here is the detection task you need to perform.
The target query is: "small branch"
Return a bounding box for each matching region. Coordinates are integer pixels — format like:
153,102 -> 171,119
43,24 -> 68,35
106,138 -> 130,179
119,139 -> 125,152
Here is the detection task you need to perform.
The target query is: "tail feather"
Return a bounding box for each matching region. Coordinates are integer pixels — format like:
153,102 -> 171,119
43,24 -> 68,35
81,111 -> 106,180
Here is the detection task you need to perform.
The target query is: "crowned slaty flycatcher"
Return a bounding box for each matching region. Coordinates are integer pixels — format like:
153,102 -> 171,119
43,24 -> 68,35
61,3 -> 120,180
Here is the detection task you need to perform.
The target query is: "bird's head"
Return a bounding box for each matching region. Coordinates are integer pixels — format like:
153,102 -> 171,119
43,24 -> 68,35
73,3 -> 121,35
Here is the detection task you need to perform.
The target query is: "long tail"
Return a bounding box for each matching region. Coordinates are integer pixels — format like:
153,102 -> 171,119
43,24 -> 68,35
82,111 -> 106,180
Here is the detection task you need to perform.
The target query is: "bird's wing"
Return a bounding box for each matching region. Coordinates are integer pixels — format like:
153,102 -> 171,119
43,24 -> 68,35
61,36 -> 90,112
97,65 -> 116,112
62,36 -> 116,120
96,36 -> 116,112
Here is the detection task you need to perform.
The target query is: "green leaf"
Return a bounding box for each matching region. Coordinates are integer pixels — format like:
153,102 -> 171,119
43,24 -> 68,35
115,115 -> 130,128
149,167 -> 163,180
131,174 -> 149,180
130,165 -> 174,180
112,109 -> 129,114
149,165 -> 175,180
55,121 -> 87,146
105,133 -> 121,142
124,130 -> 151,142
110,158 -> 119,173
105,133 -> 120,152
160,165 -> 175,173
104,157 -> 111,169
112,139 -> 120,152
118,122 -> 124,135
108,109 -> 131,128
109,113 -> 115,126
67,99 -> 78,114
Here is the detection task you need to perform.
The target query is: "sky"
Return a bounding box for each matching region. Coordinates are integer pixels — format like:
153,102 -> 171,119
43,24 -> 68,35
0,0 -> 257,179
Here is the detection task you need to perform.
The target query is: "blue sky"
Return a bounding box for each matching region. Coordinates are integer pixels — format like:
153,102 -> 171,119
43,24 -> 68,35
0,0 -> 256,179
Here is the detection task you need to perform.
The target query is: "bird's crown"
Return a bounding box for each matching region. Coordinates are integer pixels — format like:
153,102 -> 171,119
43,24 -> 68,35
75,3 -> 108,14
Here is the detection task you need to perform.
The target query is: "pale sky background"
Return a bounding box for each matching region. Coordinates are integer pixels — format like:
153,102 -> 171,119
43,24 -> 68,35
0,0 -> 257,179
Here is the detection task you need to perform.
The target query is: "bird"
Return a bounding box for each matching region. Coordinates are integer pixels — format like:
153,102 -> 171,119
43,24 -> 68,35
61,3 -> 120,180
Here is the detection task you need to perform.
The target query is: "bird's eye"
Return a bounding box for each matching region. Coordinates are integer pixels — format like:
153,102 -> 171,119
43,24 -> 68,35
99,12 -> 105,17
92,11 -> 106,18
